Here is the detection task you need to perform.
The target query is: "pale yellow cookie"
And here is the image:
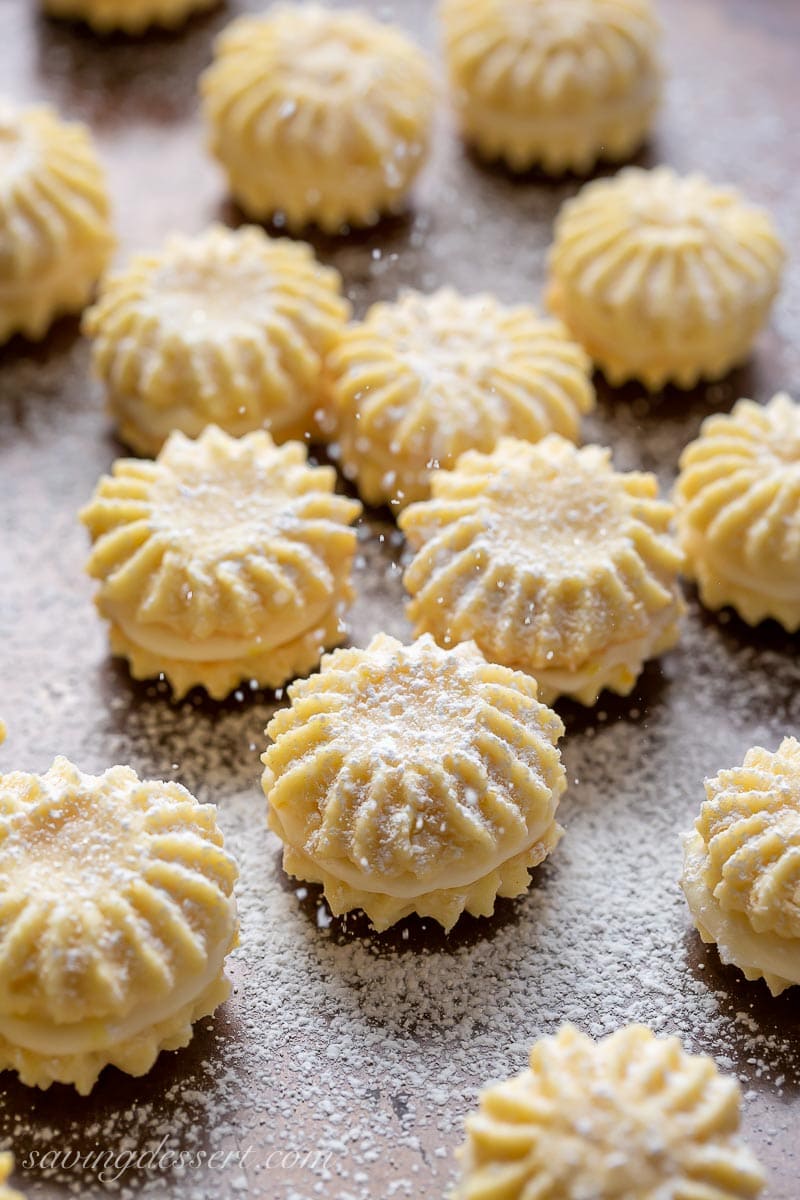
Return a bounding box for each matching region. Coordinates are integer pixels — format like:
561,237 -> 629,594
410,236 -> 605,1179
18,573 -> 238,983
675,393 -> 800,631
400,436 -> 684,706
681,737 -> 800,997
454,1024 -> 765,1200
200,4 -> 436,232
84,225 -> 349,457
262,632 -> 566,932
43,0 -> 217,34
80,426 -> 362,700
330,288 -> 595,510
440,0 -> 662,174
0,757 -> 238,1094
0,1155 -> 23,1200
0,102 -> 113,344
547,167 -> 785,389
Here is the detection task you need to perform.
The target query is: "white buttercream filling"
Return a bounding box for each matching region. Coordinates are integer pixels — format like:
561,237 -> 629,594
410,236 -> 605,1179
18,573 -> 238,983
465,77 -> 660,140
107,598 -> 331,663
113,390 -> 306,448
0,252 -> 106,308
275,814 -> 558,901
532,605 -> 679,699
0,911 -> 235,1057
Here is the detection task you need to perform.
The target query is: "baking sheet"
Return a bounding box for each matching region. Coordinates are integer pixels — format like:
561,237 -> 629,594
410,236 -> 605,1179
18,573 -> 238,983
0,0 -> 799,1196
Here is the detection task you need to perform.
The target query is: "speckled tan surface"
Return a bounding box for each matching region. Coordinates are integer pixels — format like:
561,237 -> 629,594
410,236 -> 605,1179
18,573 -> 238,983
0,2 -> 798,1198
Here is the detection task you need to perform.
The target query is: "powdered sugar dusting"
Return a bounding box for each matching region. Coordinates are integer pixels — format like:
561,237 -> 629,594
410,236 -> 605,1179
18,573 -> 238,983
1,543 -> 797,1195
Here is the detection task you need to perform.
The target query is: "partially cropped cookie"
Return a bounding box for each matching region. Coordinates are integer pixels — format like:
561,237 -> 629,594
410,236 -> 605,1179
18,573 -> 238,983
454,1024 -> 765,1200
262,633 -> 566,931
80,426 -> 361,700
682,737 -> 800,997
400,436 -> 684,706
201,4 -> 436,232
0,102 -> 113,344
43,0 -> 216,32
84,225 -> 349,457
547,167 -> 785,389
0,757 -> 237,1094
440,0 -> 662,174
0,1155 -> 23,1200
676,393 -> 800,631
330,288 -> 594,510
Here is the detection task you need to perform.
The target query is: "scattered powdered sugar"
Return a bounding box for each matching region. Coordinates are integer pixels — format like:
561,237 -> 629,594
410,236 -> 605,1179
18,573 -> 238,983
1,515 -> 797,1198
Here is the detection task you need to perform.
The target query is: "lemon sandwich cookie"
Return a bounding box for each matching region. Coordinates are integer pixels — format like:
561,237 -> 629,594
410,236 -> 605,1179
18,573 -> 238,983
262,632 -> 566,931
0,102 -> 113,344
0,757 -> 238,1093
440,0 -> 662,174
453,1024 -> 765,1200
81,426 -> 362,700
84,225 -> 349,457
547,167 -> 785,389
401,435 -> 684,706
675,393 -> 800,630
330,287 -> 594,510
682,736 -> 800,997
201,4 -> 436,232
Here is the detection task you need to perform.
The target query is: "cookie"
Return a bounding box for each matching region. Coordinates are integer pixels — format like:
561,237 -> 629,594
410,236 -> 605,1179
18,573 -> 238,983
675,393 -> 800,630
331,288 -> 594,509
440,0 -> 662,173
0,102 -> 113,343
84,225 -> 348,456
262,633 -> 566,931
201,4 -> 435,232
401,435 -> 684,705
547,167 -> 784,388
0,757 -> 238,1093
682,737 -> 800,997
454,1024 -> 765,1199
80,426 -> 361,699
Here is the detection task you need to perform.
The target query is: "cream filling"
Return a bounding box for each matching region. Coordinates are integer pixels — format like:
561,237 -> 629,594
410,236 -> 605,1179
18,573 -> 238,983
465,76 -> 659,142
113,389 -> 305,450
107,597 -> 331,663
0,244 -> 109,302
0,253 -> 106,339
681,831 -> 800,989
0,914 -> 235,1058
274,812 -> 557,900
683,531 -> 800,603
531,605 -> 678,698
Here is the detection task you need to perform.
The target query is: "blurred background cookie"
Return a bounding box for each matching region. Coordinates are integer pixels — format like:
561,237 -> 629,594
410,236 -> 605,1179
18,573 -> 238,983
201,4 -> 436,232
440,0 -> 662,173
84,224 -> 349,456
0,102 -> 113,345
454,1024 -> 765,1200
330,287 -> 594,510
547,167 -> 785,388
